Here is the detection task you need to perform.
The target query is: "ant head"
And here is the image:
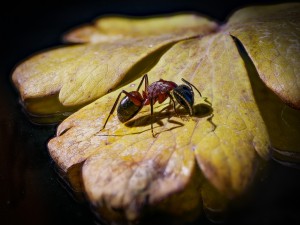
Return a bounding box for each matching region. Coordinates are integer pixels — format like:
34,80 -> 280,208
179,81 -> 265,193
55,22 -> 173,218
173,78 -> 203,116
173,84 -> 194,116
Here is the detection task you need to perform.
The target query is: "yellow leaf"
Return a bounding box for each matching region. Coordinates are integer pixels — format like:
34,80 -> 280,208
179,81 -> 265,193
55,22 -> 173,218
64,13 -> 217,43
241,46 -> 300,167
145,33 -> 269,196
226,2 -> 300,164
228,3 -> 300,109
12,15 -> 217,121
48,33 -> 269,222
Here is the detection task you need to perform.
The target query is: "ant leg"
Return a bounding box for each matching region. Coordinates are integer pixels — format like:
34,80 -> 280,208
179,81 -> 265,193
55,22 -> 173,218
101,90 -> 138,130
207,113 -> 216,131
181,78 -> 211,106
181,78 -> 200,96
137,74 -> 149,92
150,98 -> 155,137
167,93 -> 178,115
202,97 -> 212,106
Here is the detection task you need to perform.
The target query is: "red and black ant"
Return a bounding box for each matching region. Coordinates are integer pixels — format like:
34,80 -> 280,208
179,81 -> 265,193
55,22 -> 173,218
101,74 -> 209,137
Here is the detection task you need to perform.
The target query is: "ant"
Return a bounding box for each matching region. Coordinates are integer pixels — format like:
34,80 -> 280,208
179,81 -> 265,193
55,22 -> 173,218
101,74 -> 209,137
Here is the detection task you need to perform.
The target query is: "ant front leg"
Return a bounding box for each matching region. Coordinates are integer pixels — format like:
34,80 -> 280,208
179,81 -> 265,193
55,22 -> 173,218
150,98 -> 156,137
167,93 -> 178,116
182,78 -> 211,106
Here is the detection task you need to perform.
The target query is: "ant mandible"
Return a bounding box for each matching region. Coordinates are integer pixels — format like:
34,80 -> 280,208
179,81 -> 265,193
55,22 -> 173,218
101,74 -> 207,137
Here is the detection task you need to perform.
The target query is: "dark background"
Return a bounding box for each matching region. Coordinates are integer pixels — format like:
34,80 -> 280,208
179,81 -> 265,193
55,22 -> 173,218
1,0 -> 300,225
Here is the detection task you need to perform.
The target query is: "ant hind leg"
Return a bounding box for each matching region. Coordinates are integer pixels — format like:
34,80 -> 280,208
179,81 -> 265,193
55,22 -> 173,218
101,90 -> 142,131
137,74 -> 149,92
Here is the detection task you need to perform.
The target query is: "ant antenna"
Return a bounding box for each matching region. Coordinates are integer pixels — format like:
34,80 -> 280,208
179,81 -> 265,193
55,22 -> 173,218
181,78 -> 202,97
181,78 -> 212,106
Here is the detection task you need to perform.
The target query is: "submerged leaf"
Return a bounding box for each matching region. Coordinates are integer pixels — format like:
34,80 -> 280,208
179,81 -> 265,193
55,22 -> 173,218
48,33 -> 269,222
228,3 -> 300,109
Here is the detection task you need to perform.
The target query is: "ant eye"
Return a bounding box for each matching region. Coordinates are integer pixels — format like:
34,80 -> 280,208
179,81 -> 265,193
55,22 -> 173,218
173,85 -> 194,116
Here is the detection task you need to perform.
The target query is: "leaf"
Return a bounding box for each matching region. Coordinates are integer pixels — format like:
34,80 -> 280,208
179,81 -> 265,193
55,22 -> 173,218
64,14 -> 216,43
228,3 -> 300,109
240,45 -> 300,167
48,33 -> 269,222
200,180 -> 228,223
12,15 -> 217,121
226,3 -> 300,166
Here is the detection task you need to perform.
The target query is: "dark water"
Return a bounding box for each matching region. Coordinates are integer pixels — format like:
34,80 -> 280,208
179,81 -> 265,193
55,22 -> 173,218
1,0 -> 300,224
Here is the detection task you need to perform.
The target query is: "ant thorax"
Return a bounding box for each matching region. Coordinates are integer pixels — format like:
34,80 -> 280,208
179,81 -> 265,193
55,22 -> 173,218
146,79 -> 177,99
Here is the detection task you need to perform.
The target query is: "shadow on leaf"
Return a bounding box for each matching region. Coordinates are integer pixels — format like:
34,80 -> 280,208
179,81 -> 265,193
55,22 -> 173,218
126,103 -> 213,127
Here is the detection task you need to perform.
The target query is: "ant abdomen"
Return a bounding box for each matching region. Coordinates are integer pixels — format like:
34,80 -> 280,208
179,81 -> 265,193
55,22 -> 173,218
173,85 -> 194,116
117,96 -> 143,123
